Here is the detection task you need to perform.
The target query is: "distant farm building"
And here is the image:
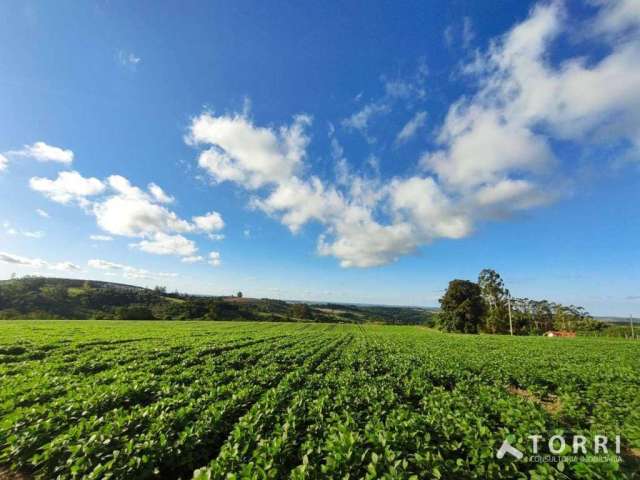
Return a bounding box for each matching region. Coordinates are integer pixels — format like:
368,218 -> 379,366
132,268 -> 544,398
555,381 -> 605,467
543,330 -> 576,338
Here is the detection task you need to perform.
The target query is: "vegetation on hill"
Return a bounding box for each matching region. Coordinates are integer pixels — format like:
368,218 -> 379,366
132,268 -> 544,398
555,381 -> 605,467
0,277 -> 433,325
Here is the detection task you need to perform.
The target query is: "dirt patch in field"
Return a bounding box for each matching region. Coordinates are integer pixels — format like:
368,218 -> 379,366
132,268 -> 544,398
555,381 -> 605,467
0,467 -> 30,480
621,447 -> 640,474
508,385 -> 562,415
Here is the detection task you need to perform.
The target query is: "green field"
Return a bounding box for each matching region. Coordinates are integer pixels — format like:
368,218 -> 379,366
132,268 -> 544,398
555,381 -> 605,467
1,321 -> 638,479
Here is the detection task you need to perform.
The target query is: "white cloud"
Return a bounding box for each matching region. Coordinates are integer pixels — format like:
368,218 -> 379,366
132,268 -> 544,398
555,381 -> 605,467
148,182 -> 174,204
472,179 -> 552,217
35,209 -> 49,218
181,255 -> 204,263
93,184 -> 192,237
423,110 -> 554,188
88,258 -> 176,280
0,154 -> 7,172
0,251 -> 44,267
395,111 -> 427,144
592,0 -> 640,37
0,251 -> 80,272
192,211 -> 224,232
317,216 -> 418,268
208,251 -> 221,267
8,141 -> 73,164
342,102 -> 390,140
253,176 -> 344,233
384,79 -> 426,101
3,221 -> 45,239
189,113 -> 311,189
131,232 -> 197,256
461,1 -> 640,147
30,171 -> 105,204
342,62 -> 428,143
424,0 -> 640,204
390,177 -> 471,240
89,234 -> 113,241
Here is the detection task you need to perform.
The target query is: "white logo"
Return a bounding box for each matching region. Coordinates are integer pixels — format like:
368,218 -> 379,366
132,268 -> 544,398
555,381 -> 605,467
497,440 -> 524,460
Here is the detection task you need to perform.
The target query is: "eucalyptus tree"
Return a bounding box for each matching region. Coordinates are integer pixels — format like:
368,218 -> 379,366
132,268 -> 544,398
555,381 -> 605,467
478,269 -> 509,333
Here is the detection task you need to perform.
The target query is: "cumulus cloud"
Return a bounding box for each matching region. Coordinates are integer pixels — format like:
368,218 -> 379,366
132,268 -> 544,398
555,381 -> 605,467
8,141 -> 73,164
188,113 -> 311,189
189,111 -> 462,267
423,110 -> 554,189
390,177 -> 471,240
452,1 -> 640,155
422,0 -> 640,225
93,176 -> 193,237
35,209 -> 49,218
0,154 -> 7,172
472,179 -> 551,212
192,211 -> 224,232
32,171 -> 226,260
131,232 -> 197,256
0,251 -> 80,271
29,171 -> 105,204
395,111 -> 427,145
88,258 -> 176,280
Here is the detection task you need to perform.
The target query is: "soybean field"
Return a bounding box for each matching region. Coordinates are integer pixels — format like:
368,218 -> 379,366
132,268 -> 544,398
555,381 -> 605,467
0,321 -> 638,479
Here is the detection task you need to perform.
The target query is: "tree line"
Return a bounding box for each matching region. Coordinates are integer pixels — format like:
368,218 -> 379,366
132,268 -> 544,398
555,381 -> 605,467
437,269 -> 603,335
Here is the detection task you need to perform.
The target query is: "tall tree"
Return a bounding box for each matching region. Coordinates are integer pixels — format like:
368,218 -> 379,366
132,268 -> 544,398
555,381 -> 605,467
478,269 -> 508,333
438,280 -> 485,334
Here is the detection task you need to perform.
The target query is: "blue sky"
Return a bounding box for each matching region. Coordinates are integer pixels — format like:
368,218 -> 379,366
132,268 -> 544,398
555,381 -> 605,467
1,0 -> 639,316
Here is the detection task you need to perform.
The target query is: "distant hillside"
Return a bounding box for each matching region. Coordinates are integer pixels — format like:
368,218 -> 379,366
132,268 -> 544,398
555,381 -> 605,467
0,276 -> 435,325
596,316 -> 635,324
0,276 -> 148,291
